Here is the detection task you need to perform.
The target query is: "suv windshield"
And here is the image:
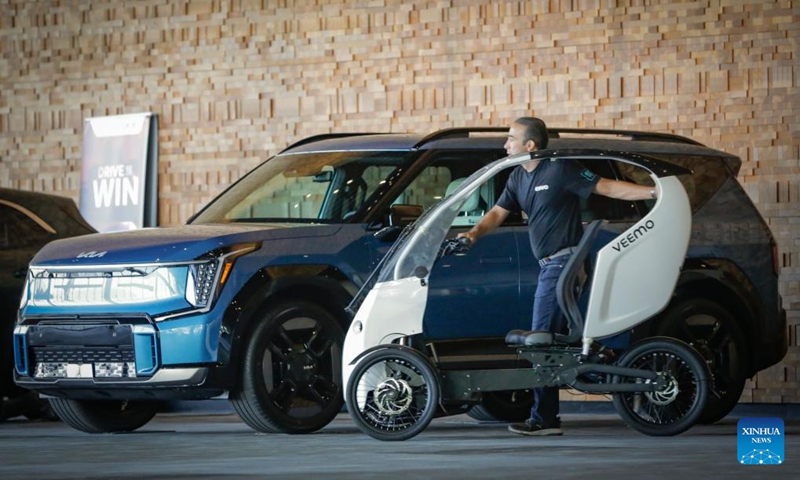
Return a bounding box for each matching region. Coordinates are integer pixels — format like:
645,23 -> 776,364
191,151 -> 411,224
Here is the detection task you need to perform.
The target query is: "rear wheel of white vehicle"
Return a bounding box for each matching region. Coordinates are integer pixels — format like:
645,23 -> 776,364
612,337 -> 709,437
346,347 -> 439,441
230,300 -> 344,434
48,398 -> 158,433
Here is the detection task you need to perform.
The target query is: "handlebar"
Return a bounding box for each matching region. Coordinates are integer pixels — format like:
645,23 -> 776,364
439,236 -> 472,258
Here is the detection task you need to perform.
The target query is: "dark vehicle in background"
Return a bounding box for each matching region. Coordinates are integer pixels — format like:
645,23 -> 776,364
1,188 -> 96,421
12,128 -> 787,433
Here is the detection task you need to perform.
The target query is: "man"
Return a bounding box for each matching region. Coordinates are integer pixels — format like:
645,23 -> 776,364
458,117 -> 656,436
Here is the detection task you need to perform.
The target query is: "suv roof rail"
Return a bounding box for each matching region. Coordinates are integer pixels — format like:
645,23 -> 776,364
279,132 -> 392,154
549,128 -> 704,146
413,127 -> 704,148
413,127 -> 507,148
282,127 -> 703,154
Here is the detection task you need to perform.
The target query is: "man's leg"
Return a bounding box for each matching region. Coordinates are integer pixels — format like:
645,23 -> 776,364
509,257 -> 569,436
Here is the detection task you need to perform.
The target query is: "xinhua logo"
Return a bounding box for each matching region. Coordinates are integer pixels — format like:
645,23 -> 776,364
738,418 -> 784,465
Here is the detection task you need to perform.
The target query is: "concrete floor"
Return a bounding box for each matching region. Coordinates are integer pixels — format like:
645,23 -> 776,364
1,404 -> 796,479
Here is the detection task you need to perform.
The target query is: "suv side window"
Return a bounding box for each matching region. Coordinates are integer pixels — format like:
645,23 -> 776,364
398,165 -> 453,211
639,154 -> 729,213
389,150 -> 506,225
580,160 -> 653,223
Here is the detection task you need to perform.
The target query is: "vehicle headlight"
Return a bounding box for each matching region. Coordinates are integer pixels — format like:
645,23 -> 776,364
185,242 -> 260,308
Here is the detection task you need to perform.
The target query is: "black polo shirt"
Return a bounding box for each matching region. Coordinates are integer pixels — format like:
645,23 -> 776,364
496,159 -> 599,260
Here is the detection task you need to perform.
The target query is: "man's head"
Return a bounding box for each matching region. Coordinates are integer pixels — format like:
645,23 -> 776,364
504,117 -> 549,155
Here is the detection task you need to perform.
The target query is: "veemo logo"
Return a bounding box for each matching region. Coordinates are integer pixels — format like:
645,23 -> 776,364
738,418 -> 784,465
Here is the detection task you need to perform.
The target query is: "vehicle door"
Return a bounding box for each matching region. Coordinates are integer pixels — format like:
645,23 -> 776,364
366,149 -> 527,339
516,158 -> 655,331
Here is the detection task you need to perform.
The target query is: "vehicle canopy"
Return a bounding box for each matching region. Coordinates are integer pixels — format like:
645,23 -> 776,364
343,148 -> 692,384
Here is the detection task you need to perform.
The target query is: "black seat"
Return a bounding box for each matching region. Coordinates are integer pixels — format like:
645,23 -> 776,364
554,219 -> 605,344
505,219 -> 606,347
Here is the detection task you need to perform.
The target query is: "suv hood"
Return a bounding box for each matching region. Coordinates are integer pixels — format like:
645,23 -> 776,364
31,223 -> 342,267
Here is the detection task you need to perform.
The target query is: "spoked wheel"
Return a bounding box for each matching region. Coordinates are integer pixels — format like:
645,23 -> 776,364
612,337 -> 709,436
345,347 -> 439,441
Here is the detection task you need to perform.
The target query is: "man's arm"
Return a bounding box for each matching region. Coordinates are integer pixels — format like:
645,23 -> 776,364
457,205 -> 511,244
594,178 -> 657,201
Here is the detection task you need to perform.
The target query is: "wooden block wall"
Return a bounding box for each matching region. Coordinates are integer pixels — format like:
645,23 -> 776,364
0,0 -> 798,403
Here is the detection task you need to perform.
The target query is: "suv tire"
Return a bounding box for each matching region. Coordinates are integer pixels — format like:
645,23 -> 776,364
48,398 -> 158,433
657,298 -> 747,424
230,300 -> 344,433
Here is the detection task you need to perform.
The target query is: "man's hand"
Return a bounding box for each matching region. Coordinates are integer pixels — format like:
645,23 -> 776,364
454,205 -> 511,247
456,231 -> 477,245
439,236 -> 471,257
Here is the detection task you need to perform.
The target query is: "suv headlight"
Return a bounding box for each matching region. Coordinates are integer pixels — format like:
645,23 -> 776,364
17,270 -> 31,322
185,242 -> 260,308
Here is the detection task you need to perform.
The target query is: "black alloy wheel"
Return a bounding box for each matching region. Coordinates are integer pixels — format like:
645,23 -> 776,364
657,298 -> 747,424
231,300 -> 344,434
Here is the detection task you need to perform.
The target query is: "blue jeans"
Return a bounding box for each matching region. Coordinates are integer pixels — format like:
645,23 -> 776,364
529,255 -> 569,427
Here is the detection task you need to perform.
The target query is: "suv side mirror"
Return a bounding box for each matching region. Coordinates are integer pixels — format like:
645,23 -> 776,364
374,226 -> 401,242
388,204 -> 423,227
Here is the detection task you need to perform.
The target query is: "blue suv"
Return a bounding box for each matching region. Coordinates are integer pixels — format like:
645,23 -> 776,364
13,128 -> 787,433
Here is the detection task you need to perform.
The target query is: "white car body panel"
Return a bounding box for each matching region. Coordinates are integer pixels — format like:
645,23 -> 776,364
342,277 -> 428,399
583,175 -> 691,339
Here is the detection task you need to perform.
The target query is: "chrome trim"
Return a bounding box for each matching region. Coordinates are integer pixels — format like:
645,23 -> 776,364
16,367 -> 208,386
29,260 -> 209,275
131,324 -> 156,334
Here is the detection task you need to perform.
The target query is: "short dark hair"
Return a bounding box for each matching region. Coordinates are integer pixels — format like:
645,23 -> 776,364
514,117 -> 548,149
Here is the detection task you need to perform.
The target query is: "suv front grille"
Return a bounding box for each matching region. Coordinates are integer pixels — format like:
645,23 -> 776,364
33,346 -> 135,364
31,346 -> 138,379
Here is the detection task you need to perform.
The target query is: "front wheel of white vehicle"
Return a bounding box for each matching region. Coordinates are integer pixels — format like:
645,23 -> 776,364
345,347 -> 439,441
48,398 -> 158,433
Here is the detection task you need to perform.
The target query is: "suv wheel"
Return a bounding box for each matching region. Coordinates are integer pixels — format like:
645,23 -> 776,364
657,298 -> 747,424
466,390 -> 533,422
231,300 -> 344,433
47,398 -> 158,433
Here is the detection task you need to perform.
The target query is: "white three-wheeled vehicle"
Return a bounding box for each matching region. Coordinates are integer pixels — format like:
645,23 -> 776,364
342,149 -> 709,441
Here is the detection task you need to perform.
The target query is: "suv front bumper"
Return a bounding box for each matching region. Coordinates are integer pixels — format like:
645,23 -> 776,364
13,320 -> 228,399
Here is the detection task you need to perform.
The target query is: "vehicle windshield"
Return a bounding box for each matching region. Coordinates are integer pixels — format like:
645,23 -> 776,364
191,151 -> 411,224
373,156 -> 505,285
